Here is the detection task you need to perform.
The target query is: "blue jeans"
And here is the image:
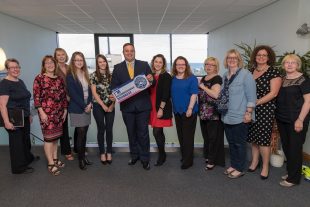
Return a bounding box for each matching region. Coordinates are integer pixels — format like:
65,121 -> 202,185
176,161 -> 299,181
224,123 -> 249,172
93,103 -> 115,154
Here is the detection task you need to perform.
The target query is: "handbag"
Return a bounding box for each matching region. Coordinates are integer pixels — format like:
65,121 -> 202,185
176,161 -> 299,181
0,108 -> 24,127
216,69 -> 241,114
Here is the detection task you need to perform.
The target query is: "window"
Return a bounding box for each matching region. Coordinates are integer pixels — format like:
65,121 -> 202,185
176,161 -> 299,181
172,34 -> 208,76
57,34 -> 95,70
134,34 -> 171,71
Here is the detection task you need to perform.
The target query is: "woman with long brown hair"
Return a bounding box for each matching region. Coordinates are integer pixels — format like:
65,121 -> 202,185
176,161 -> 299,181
90,54 -> 115,165
149,54 -> 173,166
67,51 -> 93,170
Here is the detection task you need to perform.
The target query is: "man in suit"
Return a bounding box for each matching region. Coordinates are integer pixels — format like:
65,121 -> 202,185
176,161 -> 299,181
111,43 -> 153,170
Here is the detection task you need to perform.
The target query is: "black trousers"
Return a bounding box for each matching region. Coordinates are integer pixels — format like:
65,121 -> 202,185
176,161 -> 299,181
175,113 -> 197,167
75,126 -> 89,160
277,119 -> 309,184
6,117 -> 34,173
153,127 -> 166,162
59,114 -> 72,155
122,110 -> 150,162
200,119 -> 225,166
93,103 -> 115,154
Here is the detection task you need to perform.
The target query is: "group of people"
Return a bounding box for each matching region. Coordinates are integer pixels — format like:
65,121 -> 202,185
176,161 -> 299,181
0,43 -> 309,188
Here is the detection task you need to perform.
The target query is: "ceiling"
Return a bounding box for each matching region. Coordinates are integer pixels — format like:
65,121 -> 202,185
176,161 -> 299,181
0,0 -> 278,34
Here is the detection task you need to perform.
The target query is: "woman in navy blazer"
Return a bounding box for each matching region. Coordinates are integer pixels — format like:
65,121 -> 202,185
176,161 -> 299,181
67,51 -> 93,170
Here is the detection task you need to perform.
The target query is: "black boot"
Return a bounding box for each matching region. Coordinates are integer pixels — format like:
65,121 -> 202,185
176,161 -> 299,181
79,159 -> 87,170
84,157 -> 93,165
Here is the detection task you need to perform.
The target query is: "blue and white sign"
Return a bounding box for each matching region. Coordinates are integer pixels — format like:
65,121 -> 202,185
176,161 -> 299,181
112,74 -> 150,103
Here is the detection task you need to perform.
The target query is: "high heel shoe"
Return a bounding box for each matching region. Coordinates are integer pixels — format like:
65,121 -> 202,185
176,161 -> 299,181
247,162 -> 260,172
106,153 -> 112,165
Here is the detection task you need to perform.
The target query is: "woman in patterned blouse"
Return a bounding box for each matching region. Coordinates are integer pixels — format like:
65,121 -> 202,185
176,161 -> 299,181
90,54 -> 115,165
33,55 -> 68,175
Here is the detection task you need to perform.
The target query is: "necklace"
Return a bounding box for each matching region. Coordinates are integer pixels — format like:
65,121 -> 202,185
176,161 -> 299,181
255,65 -> 268,72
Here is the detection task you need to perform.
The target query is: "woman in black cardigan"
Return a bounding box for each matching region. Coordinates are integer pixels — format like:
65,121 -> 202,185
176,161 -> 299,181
149,54 -> 173,166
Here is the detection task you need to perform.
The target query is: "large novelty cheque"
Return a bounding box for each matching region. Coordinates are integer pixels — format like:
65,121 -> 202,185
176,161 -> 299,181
112,74 -> 150,103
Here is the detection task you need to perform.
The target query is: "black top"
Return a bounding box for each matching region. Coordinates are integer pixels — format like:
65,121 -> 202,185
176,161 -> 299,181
276,75 -> 310,123
155,72 -> 173,119
0,79 -> 31,117
199,75 -> 222,120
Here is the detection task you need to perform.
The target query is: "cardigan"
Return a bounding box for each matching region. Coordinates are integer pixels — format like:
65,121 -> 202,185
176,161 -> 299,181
155,72 -> 173,119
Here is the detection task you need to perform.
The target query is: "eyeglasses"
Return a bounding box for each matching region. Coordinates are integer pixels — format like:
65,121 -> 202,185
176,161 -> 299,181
227,57 -> 238,60
176,64 -> 186,67
8,66 -> 21,70
205,63 -> 216,67
45,61 -> 55,65
74,59 -> 84,62
256,54 -> 268,58
284,61 -> 298,65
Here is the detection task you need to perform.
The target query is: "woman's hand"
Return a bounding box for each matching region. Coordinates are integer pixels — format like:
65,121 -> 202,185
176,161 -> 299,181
62,109 -> 67,122
84,103 -> 92,113
109,94 -> 116,102
108,104 -> 115,112
101,104 -> 109,112
243,112 -> 252,123
186,108 -> 193,117
294,119 -> 303,132
4,121 -> 14,130
157,108 -> 163,118
146,74 -> 153,82
39,110 -> 48,124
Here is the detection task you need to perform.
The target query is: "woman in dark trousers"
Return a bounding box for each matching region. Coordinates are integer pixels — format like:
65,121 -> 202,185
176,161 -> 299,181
54,48 -> 74,161
90,54 -> 115,164
0,58 -> 38,174
149,54 -> 173,166
198,57 -> 225,170
171,56 -> 198,169
276,54 -> 310,187
67,51 -> 93,170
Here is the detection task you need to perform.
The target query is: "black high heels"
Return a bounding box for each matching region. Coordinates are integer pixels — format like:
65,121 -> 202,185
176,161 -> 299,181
247,162 -> 260,172
84,157 -> 93,165
79,159 -> 87,170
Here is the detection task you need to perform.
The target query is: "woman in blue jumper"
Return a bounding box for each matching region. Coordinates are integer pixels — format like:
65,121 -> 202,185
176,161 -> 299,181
221,49 -> 256,179
171,56 -> 198,169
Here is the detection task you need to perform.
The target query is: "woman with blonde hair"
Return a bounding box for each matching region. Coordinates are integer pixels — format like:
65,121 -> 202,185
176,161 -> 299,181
276,54 -> 310,187
67,51 -> 93,170
198,57 -> 225,170
54,48 -> 74,161
221,49 -> 256,179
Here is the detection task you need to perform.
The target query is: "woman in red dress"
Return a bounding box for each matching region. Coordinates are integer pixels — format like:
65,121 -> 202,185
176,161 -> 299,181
33,55 -> 68,175
149,54 -> 173,166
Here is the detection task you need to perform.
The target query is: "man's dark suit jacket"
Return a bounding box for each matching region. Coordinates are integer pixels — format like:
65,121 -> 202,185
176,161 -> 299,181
111,59 -> 152,113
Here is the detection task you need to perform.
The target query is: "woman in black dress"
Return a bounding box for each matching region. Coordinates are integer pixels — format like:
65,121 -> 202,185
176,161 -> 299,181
276,54 -> 310,187
0,58 -> 38,174
247,45 -> 282,179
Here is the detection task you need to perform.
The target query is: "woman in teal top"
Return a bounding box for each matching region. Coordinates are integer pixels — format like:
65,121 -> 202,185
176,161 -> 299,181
171,56 -> 198,169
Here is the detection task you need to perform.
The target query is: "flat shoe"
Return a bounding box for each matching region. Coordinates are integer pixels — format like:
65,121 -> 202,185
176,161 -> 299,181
224,169 -> 235,175
65,154 -> 74,161
204,164 -> 215,170
281,174 -> 288,180
228,172 -> 245,179
279,180 -> 295,187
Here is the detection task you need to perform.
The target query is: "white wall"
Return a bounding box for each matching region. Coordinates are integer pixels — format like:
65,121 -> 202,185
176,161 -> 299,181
0,12 -> 57,144
208,0 -> 310,153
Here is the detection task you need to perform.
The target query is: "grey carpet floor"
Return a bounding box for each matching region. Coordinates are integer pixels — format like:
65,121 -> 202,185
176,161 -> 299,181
0,146 -> 310,207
